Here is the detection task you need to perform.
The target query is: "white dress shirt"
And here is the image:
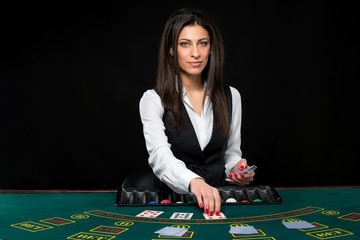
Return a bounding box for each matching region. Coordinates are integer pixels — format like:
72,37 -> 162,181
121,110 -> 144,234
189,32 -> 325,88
139,86 -> 242,194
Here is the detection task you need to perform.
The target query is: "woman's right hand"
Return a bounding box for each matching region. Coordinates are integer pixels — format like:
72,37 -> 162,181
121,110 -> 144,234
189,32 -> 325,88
189,178 -> 221,217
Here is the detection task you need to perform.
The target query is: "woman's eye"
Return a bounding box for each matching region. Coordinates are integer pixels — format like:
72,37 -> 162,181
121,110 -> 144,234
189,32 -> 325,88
199,41 -> 208,46
180,42 -> 190,47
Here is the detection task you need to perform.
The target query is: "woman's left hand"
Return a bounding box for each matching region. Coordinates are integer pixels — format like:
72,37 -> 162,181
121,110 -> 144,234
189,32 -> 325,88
229,158 -> 255,186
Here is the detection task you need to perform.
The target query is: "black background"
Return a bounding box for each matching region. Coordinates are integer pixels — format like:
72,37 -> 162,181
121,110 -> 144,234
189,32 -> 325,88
1,2 -> 359,189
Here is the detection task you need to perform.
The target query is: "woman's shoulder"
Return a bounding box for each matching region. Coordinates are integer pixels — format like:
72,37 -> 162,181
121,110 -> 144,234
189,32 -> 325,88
139,88 -> 163,113
228,85 -> 241,99
140,88 -> 161,102
142,88 -> 158,97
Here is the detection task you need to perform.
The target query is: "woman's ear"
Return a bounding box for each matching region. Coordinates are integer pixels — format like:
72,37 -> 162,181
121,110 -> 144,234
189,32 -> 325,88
170,47 -> 174,56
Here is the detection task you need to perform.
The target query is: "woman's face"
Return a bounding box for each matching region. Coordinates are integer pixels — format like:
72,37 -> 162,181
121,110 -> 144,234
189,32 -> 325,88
175,24 -> 210,79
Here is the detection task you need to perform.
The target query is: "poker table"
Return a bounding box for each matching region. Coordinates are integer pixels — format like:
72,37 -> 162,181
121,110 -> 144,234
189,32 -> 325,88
1,187 -> 359,240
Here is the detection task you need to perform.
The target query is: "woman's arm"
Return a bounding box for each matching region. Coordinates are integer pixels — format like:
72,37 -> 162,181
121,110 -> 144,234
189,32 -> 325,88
225,87 -> 255,185
139,89 -> 201,194
224,87 -> 243,175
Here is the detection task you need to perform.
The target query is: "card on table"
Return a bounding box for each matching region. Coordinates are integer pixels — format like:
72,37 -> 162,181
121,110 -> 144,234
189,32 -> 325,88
282,221 -> 316,229
155,226 -> 188,237
170,212 -> 194,219
203,212 -> 227,219
136,210 -> 164,218
230,226 -> 258,234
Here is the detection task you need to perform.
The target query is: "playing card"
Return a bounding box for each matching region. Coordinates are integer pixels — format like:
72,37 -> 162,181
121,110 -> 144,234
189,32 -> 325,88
136,210 -> 164,218
155,227 -> 188,237
230,226 -> 258,234
203,212 -> 227,219
170,212 -> 194,219
282,221 -> 316,229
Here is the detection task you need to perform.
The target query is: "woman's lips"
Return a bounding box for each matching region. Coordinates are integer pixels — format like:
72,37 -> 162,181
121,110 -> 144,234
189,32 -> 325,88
188,61 -> 202,67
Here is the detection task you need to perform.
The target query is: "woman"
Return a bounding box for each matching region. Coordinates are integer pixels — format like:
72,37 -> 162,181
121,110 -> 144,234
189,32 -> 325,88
139,8 -> 255,216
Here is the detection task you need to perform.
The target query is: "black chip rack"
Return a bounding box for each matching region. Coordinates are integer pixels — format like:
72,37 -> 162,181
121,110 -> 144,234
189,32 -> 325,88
115,185 -> 283,206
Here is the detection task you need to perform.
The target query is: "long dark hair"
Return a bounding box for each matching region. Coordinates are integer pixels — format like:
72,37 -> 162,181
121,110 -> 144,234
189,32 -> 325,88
157,8 -> 230,136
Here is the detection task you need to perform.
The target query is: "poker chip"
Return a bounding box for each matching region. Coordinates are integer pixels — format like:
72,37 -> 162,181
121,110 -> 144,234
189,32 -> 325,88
241,200 -> 249,203
160,199 -> 172,204
225,197 -> 237,203
149,201 -> 158,204
253,199 -> 262,203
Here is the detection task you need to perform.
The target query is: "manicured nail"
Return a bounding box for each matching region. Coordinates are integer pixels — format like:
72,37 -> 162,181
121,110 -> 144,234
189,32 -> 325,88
210,211 -> 213,216
229,174 -> 233,179
241,174 -> 245,178
240,165 -> 244,171
199,203 -> 204,208
216,211 -> 220,216
234,173 -> 239,178
205,209 -> 209,214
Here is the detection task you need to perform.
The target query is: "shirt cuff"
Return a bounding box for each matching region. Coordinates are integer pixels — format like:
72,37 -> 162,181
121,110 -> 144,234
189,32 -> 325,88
224,154 -> 241,177
162,170 -> 202,194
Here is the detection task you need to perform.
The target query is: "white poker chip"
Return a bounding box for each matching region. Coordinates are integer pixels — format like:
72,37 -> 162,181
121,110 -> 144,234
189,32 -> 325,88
225,197 -> 237,203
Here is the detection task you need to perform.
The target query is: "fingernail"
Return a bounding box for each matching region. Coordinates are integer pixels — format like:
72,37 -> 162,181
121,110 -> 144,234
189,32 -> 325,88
229,174 -> 233,179
199,203 -> 203,208
241,174 -> 245,178
240,165 -> 244,171
205,209 -> 209,214
210,211 -> 213,216
234,173 -> 239,177
216,211 -> 220,216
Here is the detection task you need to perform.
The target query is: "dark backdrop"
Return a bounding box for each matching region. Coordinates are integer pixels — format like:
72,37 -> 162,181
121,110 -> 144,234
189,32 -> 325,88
1,2 -> 359,189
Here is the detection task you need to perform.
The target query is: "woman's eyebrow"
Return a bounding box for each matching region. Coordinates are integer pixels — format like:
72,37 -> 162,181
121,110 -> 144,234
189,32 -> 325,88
178,38 -> 209,42
198,38 -> 209,41
179,38 -> 191,42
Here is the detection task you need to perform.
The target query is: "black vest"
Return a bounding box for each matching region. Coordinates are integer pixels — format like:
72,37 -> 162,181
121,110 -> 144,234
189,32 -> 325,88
155,86 -> 232,189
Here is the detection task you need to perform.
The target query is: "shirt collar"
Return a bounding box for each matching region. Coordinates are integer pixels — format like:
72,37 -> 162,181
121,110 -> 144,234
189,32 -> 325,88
181,80 -> 208,98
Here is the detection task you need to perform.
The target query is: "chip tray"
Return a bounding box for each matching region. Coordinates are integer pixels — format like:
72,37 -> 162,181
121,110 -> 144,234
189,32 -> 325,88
115,185 -> 283,206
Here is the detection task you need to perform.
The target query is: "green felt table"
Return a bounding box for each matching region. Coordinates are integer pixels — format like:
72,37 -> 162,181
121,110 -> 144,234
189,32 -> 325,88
1,187 -> 359,240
